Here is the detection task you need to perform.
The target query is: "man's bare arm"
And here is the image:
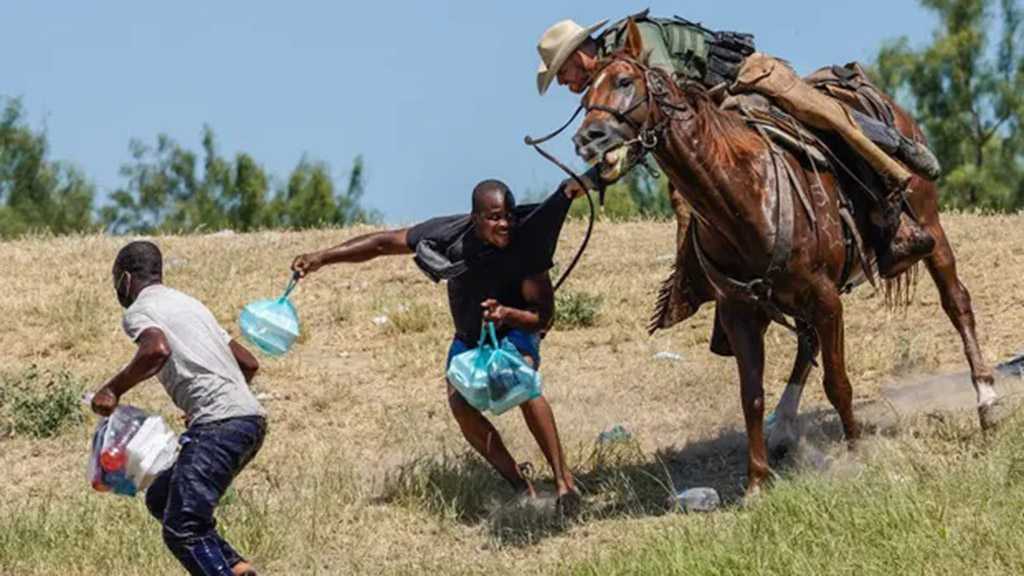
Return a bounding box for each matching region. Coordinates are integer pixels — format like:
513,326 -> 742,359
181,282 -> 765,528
481,272 -> 554,332
292,229 -> 412,277
229,339 -> 259,384
91,327 -> 171,416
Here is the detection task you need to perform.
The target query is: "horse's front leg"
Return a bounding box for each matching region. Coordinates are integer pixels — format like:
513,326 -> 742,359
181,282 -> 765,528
718,300 -> 772,495
767,319 -> 819,457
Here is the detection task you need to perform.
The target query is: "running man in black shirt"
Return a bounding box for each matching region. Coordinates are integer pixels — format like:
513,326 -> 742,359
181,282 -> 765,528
291,178 -> 587,513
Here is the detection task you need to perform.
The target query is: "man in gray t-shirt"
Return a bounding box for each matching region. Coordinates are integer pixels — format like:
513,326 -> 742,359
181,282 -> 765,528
92,241 -> 265,576
121,283 -> 264,426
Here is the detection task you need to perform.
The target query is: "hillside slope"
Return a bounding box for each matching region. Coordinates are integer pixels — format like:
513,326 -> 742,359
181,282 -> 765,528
1,215 -> 1022,575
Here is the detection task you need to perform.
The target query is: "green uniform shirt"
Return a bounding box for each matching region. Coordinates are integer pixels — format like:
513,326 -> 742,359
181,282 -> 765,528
596,17 -> 711,82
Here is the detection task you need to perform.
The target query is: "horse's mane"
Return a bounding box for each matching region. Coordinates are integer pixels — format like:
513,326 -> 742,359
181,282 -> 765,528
594,57 -> 765,167
682,87 -> 764,167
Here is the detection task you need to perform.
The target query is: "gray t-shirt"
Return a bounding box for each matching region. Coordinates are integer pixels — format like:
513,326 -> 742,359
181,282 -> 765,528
122,284 -> 265,426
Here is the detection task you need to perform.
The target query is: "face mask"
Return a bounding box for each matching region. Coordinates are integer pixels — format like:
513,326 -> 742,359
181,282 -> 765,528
115,271 -> 133,308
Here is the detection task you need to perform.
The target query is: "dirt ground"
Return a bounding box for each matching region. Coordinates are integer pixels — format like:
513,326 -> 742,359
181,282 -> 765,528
1,213 -> 1022,574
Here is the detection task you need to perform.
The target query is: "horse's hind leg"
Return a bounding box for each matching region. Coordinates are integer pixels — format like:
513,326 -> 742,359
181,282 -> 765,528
923,222 -> 998,428
767,320 -> 820,457
811,280 -> 861,443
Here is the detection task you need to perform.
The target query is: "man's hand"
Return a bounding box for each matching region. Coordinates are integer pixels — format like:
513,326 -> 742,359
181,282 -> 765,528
291,252 -> 323,278
481,299 -> 510,327
561,177 -> 590,200
91,386 -> 119,417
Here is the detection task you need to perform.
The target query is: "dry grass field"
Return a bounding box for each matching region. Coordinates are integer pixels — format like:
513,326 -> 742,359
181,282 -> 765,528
2,213 -> 1023,575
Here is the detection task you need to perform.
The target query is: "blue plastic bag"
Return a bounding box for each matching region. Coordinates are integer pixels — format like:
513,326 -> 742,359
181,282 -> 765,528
239,274 -> 301,356
446,322 -> 542,415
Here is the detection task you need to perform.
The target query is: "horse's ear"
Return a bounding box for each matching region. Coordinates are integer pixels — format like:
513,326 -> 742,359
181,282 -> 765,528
622,18 -> 644,60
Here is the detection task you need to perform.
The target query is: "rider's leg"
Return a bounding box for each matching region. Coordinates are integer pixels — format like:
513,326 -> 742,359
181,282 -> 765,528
850,109 -> 941,181
732,53 -> 935,277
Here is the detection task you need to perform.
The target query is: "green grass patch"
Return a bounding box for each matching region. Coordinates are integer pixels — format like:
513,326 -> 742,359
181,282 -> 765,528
568,418 -> 1024,576
555,291 -> 602,330
0,451 -> 359,575
386,302 -> 435,335
0,366 -> 85,438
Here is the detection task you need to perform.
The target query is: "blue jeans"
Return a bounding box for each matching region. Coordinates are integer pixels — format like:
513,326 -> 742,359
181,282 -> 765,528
145,415 -> 266,576
446,329 -> 542,369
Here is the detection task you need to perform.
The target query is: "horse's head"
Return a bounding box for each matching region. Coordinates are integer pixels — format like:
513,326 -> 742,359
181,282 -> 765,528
573,19 -> 658,183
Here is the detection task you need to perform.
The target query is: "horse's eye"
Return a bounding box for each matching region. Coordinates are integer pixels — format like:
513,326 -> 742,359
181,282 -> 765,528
617,77 -> 633,89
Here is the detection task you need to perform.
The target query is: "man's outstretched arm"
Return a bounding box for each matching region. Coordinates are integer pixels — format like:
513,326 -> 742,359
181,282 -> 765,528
91,327 -> 171,416
291,229 -> 412,277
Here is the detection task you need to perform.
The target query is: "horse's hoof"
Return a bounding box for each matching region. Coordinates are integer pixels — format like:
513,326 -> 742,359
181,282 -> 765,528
766,416 -> 800,460
740,484 -> 763,507
979,399 -> 1014,431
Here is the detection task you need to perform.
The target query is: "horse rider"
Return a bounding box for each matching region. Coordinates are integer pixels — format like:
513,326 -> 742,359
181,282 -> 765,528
535,10 -> 941,280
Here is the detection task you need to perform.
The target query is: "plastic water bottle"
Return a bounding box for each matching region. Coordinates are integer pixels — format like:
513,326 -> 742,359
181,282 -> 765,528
487,363 -> 542,415
104,470 -> 137,497
488,366 -> 516,401
100,419 -> 141,472
91,477 -> 111,493
669,487 -> 720,513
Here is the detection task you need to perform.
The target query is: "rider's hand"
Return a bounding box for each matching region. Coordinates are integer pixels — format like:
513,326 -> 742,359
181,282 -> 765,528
91,386 -> 119,417
291,253 -> 323,278
481,299 -> 509,327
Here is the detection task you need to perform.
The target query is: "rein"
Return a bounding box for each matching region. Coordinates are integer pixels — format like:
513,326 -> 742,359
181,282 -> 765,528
524,110 -> 599,293
522,55 -> 671,294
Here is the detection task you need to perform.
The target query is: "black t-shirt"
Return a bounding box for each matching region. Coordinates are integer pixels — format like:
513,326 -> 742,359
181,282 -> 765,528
406,189 -> 571,343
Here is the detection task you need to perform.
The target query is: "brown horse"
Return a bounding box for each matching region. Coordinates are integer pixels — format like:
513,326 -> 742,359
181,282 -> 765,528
574,20 -> 997,494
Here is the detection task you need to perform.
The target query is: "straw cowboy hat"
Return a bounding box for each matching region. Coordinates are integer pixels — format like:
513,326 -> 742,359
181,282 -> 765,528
536,18 -> 609,95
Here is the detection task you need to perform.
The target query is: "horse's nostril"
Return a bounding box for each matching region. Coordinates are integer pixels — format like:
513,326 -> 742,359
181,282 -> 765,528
587,128 -> 607,142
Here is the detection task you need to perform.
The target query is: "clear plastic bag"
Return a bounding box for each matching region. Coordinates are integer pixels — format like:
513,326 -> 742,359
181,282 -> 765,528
87,404 -> 179,496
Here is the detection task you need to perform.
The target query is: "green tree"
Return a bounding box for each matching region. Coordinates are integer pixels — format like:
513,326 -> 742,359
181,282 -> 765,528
105,126 -> 375,233
337,155 -> 374,225
274,154 -> 377,229
874,0 -> 1024,210
281,157 -> 337,229
0,97 -> 95,237
228,153 -> 270,231
102,134 -> 198,233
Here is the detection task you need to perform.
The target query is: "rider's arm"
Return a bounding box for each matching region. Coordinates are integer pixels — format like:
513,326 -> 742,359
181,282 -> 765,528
292,229 -> 412,276
481,272 -> 554,333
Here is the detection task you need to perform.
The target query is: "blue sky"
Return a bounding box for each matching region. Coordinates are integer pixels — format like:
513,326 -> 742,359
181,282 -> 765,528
2,1 -> 938,224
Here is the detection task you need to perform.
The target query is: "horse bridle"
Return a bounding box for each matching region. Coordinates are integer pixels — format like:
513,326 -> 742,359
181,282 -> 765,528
578,53 -> 699,178
519,55 -> 686,292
